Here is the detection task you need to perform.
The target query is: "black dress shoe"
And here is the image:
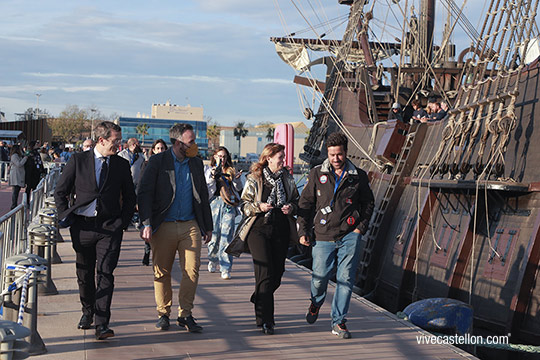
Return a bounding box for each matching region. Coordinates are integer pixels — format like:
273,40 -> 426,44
262,323 -> 274,335
95,325 -> 115,340
77,314 -> 93,330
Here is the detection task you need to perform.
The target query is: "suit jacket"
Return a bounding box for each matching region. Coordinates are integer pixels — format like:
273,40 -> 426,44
54,150 -> 136,232
138,148 -> 212,235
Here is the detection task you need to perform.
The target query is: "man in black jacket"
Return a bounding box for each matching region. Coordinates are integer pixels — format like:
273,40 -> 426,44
138,123 -> 212,332
297,132 -> 374,339
54,121 -> 136,340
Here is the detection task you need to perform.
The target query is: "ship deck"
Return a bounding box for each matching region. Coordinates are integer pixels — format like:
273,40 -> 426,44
0,184 -> 476,359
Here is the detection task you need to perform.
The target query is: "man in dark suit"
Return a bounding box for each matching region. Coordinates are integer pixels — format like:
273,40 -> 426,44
54,121 -> 136,340
138,123 -> 212,332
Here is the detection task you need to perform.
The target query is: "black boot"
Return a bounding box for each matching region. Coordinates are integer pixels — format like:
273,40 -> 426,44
142,252 -> 150,266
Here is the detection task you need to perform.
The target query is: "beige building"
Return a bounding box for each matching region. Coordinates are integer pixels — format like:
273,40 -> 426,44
148,100 -> 203,121
221,122 -> 309,164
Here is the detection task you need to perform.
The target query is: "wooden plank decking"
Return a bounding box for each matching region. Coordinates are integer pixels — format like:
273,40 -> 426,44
25,226 -> 476,360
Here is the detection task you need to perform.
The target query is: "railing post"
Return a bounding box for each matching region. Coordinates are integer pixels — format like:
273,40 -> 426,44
4,254 -> 47,356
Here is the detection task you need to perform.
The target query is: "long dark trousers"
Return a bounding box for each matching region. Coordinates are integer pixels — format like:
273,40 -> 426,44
246,223 -> 289,326
11,185 -> 21,209
70,216 -> 123,326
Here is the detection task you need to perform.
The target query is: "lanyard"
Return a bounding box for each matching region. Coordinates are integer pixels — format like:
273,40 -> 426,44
330,169 -> 345,207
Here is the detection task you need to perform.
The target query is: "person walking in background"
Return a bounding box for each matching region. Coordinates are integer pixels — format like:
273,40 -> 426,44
54,121 -> 136,340
39,147 -> 51,163
8,145 -> 27,209
139,139 -> 168,266
138,124 -> 212,332
118,138 -> 145,191
0,140 -> 10,181
297,132 -> 374,339
82,139 -> 95,152
24,140 -> 45,205
0,141 -> 9,162
204,146 -> 242,280
226,143 -> 299,335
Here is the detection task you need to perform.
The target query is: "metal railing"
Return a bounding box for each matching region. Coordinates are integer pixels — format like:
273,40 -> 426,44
0,198 -> 28,285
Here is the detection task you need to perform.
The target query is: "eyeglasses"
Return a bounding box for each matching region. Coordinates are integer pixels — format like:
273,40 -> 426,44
101,137 -> 122,145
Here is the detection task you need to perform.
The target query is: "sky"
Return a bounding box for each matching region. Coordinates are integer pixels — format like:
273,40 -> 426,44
0,1 -> 521,127
0,0 -> 347,126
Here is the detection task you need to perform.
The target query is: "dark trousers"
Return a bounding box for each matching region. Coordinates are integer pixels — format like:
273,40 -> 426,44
11,185 -> 21,209
70,216 -> 123,326
247,221 -> 289,326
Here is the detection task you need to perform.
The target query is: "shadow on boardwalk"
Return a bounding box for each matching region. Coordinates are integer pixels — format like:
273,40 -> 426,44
29,227 -> 475,360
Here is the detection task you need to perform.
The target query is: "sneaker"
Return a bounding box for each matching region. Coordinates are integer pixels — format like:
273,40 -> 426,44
177,315 -> 203,333
332,323 -> 351,339
208,262 -> 217,273
306,302 -> 320,324
155,315 -> 170,330
221,271 -> 231,280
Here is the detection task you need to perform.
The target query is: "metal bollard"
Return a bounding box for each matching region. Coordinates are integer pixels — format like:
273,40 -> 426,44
37,208 -> 62,263
0,320 -> 30,360
3,254 -> 47,356
27,224 -> 58,296
43,196 -> 55,209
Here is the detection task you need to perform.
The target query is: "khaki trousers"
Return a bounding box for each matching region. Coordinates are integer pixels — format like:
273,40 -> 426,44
151,220 -> 201,318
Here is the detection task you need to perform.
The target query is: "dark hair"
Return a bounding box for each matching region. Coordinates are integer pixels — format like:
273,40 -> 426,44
412,99 -> 421,107
10,144 -> 22,157
210,146 -> 233,169
326,132 -> 348,152
250,143 -> 285,179
94,121 -> 121,140
169,123 -> 194,144
151,139 -> 168,154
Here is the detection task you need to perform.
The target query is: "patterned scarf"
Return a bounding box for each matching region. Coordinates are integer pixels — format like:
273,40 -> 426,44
263,166 -> 287,221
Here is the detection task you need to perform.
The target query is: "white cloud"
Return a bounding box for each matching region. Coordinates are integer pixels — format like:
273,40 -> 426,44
0,35 -> 44,42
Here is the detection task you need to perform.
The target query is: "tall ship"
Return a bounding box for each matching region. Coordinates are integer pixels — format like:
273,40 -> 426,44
272,0 -> 540,356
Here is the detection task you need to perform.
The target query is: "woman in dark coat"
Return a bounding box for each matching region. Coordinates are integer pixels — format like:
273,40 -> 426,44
233,143 -> 299,335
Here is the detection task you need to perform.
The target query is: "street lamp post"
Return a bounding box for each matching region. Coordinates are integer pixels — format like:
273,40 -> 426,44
90,108 -> 97,140
35,93 -> 41,119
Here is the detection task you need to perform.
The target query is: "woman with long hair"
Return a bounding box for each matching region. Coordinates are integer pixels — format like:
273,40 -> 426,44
228,143 -> 299,334
9,144 -> 28,209
140,139 -> 168,266
205,146 -> 242,279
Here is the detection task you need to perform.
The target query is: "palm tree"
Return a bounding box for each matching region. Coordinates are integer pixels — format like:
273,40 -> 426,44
207,123 -> 221,152
233,121 -> 248,159
135,123 -> 149,145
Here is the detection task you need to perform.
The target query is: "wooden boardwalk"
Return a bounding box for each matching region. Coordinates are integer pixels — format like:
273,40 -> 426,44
24,226 -> 476,360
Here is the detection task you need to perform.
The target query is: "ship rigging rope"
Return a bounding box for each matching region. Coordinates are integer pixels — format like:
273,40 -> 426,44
276,0 -> 388,169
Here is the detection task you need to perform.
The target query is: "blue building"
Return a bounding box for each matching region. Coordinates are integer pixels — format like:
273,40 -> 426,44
117,116 -> 208,154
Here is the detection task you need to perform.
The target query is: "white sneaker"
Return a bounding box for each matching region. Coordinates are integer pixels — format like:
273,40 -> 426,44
208,262 -> 217,273
221,271 -> 231,280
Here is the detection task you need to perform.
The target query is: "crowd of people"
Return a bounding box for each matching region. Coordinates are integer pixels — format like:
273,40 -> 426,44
388,97 -> 449,124
1,140 -> 48,209
49,120 -> 375,341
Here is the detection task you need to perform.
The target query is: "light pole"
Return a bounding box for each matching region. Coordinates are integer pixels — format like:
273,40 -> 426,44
35,93 -> 41,119
90,108 -> 97,140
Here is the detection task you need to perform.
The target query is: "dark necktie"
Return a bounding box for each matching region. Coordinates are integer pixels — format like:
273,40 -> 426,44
99,157 -> 108,189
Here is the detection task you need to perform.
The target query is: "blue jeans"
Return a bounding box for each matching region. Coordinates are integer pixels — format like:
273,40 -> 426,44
207,197 -> 237,272
311,231 -> 363,326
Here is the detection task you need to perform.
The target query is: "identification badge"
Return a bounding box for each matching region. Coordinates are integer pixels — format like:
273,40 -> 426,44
320,219 -> 327,225
321,206 -> 333,215
347,216 -> 356,226
319,175 -> 328,184
346,198 -> 352,204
